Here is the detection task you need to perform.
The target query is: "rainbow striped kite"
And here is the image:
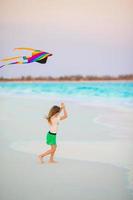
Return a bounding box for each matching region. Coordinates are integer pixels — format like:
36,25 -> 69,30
0,47 -> 53,69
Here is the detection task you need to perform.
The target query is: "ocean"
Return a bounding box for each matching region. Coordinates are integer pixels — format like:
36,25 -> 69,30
0,81 -> 133,108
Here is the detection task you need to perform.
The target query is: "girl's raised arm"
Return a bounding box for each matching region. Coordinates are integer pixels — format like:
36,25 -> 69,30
60,103 -> 68,120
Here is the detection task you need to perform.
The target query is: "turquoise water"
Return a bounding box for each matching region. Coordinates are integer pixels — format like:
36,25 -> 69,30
0,82 -> 133,107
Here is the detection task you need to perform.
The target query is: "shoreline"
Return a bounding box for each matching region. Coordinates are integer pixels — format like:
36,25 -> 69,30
0,92 -> 133,112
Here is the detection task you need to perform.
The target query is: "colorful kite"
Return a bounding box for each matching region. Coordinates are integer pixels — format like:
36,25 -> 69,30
0,47 -> 53,69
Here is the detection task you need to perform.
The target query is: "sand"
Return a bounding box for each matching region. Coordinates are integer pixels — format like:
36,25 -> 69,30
0,94 -> 133,200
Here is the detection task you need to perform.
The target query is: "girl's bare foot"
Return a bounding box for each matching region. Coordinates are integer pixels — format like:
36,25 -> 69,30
37,155 -> 44,164
48,160 -> 58,164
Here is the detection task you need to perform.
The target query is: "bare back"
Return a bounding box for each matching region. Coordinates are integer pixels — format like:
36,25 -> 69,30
48,114 -> 60,133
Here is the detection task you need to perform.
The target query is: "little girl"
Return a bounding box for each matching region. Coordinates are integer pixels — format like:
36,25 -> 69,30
38,102 -> 68,164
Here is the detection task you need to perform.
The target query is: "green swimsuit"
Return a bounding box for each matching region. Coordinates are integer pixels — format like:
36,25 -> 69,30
46,131 -> 56,145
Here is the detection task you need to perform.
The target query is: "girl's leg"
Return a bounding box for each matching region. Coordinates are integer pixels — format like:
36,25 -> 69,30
37,148 -> 52,163
49,145 -> 57,163
37,145 -> 57,163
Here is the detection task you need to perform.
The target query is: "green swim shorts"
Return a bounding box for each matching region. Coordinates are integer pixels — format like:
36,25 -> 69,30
46,131 -> 57,145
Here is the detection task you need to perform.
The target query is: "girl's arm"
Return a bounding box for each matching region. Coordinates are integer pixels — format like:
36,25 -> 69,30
60,103 -> 68,120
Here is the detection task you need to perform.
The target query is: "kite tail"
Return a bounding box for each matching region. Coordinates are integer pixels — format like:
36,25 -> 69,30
0,61 -> 28,69
14,47 -> 36,51
0,56 -> 22,62
0,62 -> 19,69
0,65 -> 6,69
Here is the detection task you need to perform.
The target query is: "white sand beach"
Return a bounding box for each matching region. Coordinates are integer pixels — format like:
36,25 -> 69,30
0,94 -> 133,200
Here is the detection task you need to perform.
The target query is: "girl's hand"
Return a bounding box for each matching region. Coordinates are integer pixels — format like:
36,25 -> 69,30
60,102 -> 65,109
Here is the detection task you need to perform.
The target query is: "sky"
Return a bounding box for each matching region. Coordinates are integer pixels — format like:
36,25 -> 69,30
0,0 -> 133,77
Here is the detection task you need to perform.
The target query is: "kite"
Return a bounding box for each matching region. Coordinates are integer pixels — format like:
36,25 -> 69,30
0,47 -> 53,69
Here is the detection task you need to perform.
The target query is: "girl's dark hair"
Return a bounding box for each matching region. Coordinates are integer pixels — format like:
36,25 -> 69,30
46,105 -> 61,124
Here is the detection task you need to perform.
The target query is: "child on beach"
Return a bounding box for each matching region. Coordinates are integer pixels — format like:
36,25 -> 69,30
38,102 -> 68,164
